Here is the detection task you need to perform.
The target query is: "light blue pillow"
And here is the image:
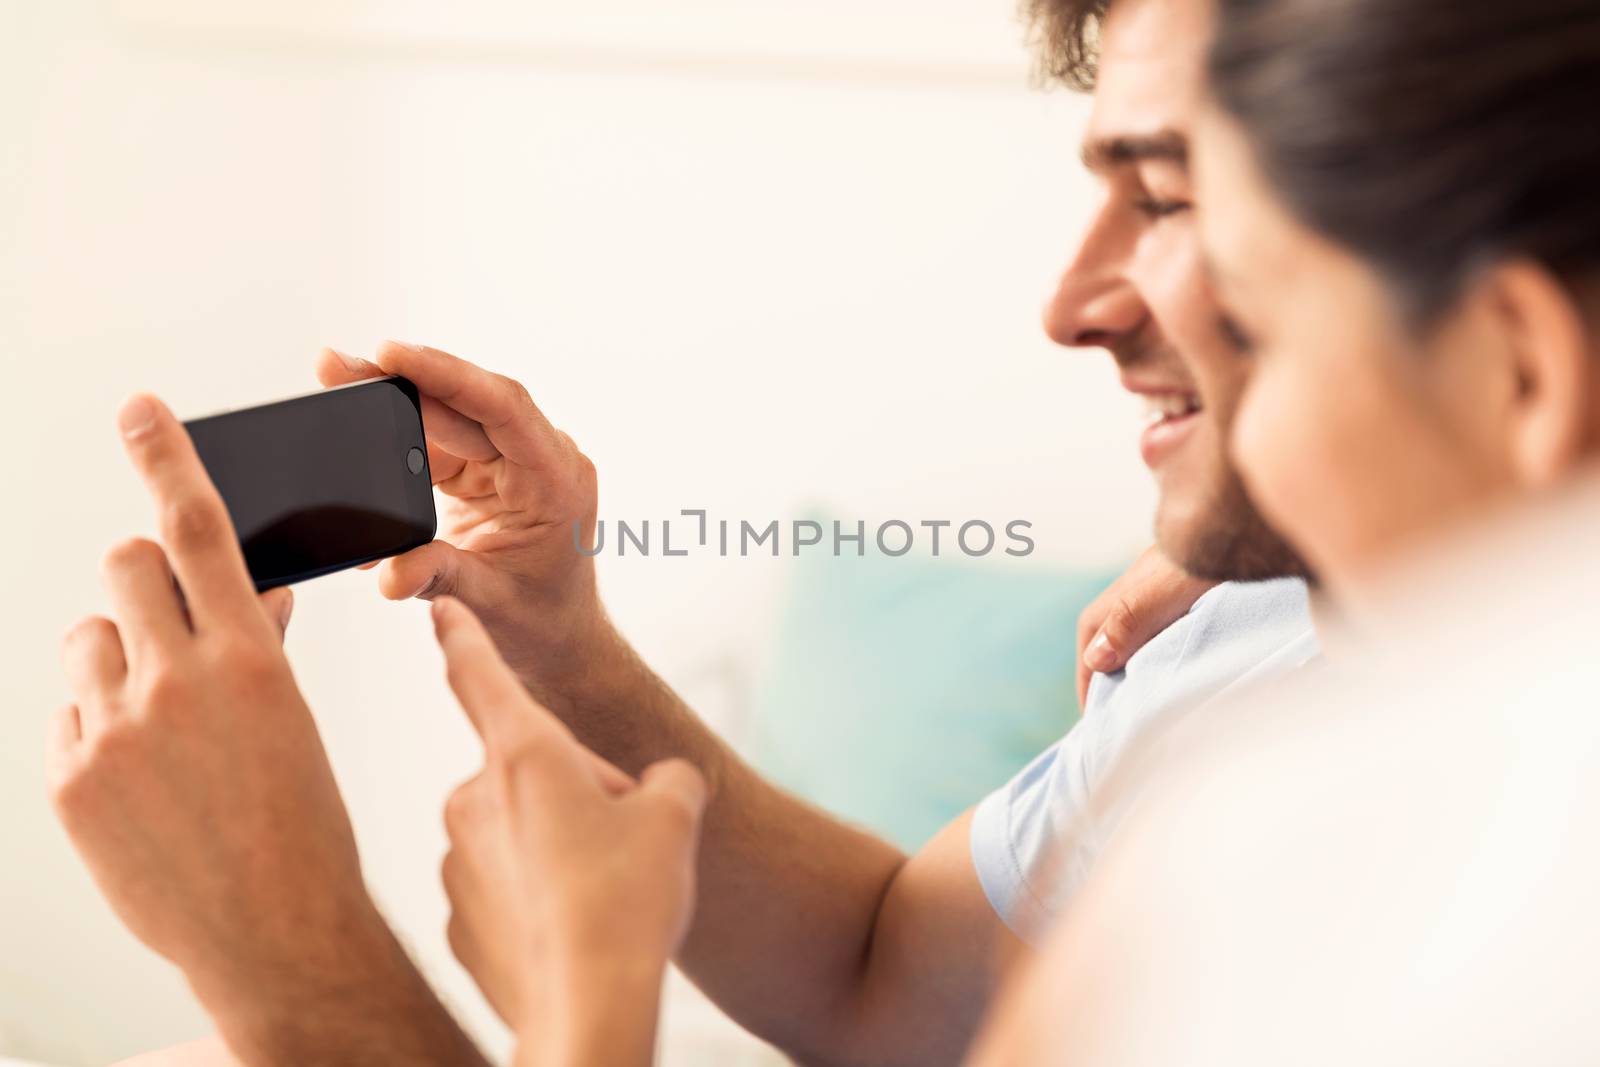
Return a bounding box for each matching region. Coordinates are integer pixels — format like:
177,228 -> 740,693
748,545 -> 1118,851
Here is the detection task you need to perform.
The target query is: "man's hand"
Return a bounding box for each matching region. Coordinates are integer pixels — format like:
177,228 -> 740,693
316,343 -> 606,689
317,343 -> 1004,1067
1076,546 -> 1217,706
433,597 -> 707,1065
51,395 -> 484,1066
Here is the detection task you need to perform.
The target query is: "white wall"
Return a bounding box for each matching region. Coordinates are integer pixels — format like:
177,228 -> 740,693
0,2 -> 1150,1062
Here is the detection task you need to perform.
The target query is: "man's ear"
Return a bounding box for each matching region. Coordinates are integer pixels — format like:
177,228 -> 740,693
1476,260 -> 1593,487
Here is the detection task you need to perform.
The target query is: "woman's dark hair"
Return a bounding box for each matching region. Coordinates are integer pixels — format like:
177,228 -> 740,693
1209,0 -> 1600,323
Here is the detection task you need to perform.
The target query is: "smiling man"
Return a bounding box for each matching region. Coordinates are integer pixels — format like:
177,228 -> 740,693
972,0 -> 1317,941
96,2 -> 1317,1066
1049,0 -> 1301,585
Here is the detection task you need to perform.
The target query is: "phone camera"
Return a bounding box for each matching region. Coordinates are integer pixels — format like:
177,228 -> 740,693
406,447 -> 425,476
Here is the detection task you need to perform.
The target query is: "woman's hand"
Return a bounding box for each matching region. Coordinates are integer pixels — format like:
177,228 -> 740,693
432,597 -> 708,1065
1076,546 -> 1217,706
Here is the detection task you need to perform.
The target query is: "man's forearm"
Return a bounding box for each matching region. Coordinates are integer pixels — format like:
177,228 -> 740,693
199,909 -> 489,1067
520,620 -> 915,1064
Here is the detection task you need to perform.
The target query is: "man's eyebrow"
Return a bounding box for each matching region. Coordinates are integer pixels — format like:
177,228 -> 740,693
1080,130 -> 1190,173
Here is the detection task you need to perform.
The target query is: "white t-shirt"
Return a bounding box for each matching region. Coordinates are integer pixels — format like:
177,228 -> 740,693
970,578 -> 1319,941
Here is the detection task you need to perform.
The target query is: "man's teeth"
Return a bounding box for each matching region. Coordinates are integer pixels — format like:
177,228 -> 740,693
1143,394 -> 1202,426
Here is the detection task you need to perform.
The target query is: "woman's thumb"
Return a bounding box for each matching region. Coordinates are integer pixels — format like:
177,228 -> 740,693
635,758 -> 709,830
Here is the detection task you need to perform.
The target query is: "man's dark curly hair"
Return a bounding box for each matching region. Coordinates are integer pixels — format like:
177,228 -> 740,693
1023,0 -> 1110,90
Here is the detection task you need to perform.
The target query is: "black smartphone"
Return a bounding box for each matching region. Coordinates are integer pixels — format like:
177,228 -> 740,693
183,376 -> 437,591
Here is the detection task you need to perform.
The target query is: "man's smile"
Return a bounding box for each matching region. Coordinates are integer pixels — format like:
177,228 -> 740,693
1122,375 -> 1205,469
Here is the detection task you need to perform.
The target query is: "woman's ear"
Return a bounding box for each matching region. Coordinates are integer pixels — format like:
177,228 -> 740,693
1477,260 -> 1592,487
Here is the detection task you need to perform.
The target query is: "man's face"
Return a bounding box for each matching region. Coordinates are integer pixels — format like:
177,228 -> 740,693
1044,0 -> 1305,581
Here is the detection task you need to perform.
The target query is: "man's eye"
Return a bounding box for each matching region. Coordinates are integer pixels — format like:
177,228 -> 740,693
1216,313 -> 1257,354
1133,197 -> 1192,220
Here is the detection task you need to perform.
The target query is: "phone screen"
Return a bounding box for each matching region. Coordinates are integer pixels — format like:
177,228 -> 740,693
184,377 -> 437,590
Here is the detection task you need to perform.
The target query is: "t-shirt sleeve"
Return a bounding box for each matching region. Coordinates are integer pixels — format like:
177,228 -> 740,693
970,716 -> 1098,944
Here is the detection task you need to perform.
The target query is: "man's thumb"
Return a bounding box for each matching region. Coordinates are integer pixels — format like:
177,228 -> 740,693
379,539 -> 473,603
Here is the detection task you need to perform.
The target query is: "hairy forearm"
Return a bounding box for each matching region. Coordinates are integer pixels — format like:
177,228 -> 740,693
520,620 -> 917,1064
197,909 -> 488,1067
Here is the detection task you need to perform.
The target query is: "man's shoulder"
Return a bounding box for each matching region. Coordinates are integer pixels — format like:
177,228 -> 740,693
1160,577 -> 1318,670
971,578 -> 1318,940
1085,578 -> 1318,728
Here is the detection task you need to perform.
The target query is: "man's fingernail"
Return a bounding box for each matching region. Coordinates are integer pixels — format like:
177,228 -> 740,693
387,339 -> 426,353
118,396 -> 158,439
278,589 -> 294,632
1084,632 -> 1117,672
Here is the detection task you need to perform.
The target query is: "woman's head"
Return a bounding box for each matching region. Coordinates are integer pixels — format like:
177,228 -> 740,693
1193,0 -> 1600,590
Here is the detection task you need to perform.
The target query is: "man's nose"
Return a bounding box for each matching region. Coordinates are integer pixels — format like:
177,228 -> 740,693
1043,214 -> 1147,350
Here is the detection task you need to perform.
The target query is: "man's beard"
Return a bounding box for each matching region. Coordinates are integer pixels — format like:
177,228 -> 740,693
1165,472 -> 1314,584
